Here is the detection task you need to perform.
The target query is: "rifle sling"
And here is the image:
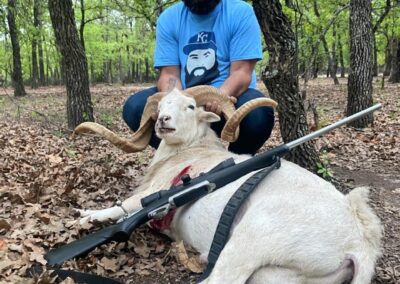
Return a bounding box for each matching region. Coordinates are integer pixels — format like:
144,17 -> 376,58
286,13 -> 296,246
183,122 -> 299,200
197,157 -> 281,283
28,265 -> 122,284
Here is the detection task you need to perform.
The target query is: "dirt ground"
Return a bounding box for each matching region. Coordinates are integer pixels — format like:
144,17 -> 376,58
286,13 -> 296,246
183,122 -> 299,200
0,77 -> 399,283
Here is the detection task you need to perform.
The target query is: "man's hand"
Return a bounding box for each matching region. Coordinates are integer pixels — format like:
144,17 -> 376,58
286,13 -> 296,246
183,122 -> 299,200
205,96 -> 237,116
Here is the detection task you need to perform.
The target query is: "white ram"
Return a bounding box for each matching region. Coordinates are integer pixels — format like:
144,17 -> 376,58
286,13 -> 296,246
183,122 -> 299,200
75,87 -> 382,284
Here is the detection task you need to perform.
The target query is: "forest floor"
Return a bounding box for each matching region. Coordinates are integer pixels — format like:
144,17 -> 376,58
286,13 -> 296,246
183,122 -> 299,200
0,77 -> 399,284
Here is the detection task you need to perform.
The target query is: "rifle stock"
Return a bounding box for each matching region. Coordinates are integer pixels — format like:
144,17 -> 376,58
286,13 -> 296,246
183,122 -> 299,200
45,210 -> 149,265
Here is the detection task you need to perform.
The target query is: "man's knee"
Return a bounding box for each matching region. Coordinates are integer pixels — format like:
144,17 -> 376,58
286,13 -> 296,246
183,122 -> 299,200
229,89 -> 275,155
241,106 -> 274,138
229,107 -> 274,155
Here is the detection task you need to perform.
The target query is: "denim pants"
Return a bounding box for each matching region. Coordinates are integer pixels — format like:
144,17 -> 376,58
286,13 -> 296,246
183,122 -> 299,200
122,87 -> 274,155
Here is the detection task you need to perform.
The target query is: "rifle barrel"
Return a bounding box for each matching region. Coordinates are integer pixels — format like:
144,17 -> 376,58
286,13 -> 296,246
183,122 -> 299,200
286,104 -> 382,149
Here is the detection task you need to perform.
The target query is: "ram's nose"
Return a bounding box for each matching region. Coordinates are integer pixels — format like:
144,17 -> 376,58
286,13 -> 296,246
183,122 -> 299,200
158,115 -> 171,124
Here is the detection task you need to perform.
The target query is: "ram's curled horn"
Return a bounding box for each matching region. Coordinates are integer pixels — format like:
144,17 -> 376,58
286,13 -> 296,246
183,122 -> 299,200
183,85 -> 239,139
221,98 -> 278,142
184,85 -> 236,121
73,92 -> 167,153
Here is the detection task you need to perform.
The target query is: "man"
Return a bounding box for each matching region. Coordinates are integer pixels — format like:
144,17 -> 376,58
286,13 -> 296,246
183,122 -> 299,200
123,0 -> 274,155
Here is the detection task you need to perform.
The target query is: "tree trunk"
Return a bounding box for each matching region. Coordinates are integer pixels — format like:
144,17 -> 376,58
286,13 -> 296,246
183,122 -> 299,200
38,34 -> 45,85
312,60 -> 319,79
373,35 -> 378,76
383,38 -> 392,77
7,0 -> 26,97
31,0 -> 41,89
46,46 -> 50,84
331,23 -> 339,84
322,38 -> 332,78
136,60 -> 140,82
79,0 -> 86,51
108,59 -> 113,83
31,41 -> 39,89
253,0 -> 320,172
48,0 -> 94,128
338,31 -> 346,77
145,57 -> 149,82
389,38 -> 400,83
347,0 -> 374,127
131,60 -> 136,83
314,0 -> 337,84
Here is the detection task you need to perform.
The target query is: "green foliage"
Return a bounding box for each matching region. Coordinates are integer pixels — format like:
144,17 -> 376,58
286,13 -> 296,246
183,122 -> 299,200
316,150 -> 333,179
0,0 -> 399,84
82,111 -> 90,121
64,146 -> 77,158
0,0 -> 160,84
99,111 -> 114,127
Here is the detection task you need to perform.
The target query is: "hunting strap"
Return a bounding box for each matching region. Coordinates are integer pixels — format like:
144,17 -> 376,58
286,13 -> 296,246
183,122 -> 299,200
197,157 -> 281,283
28,265 -> 122,284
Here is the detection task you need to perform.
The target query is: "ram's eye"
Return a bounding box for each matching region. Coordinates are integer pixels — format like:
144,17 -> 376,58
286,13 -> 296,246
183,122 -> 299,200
188,105 -> 195,110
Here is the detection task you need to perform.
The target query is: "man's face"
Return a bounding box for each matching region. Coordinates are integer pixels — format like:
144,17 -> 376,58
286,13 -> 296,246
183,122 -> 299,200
183,0 -> 220,15
186,48 -> 216,77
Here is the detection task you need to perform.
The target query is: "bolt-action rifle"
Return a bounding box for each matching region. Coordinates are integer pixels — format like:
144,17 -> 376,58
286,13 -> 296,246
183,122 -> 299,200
45,104 -> 382,266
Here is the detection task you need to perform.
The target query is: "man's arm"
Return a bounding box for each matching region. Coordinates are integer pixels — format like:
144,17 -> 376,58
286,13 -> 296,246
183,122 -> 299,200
205,59 -> 257,114
220,59 -> 257,98
157,66 -> 183,92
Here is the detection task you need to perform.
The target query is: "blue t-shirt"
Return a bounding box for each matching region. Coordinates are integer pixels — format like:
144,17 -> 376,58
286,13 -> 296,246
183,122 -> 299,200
154,0 -> 262,89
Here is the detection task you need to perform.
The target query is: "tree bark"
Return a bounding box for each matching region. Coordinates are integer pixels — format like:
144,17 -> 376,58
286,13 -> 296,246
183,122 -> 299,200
48,0 -> 94,128
373,35 -> 378,76
384,37 -> 393,77
347,0 -> 374,127
31,0 -> 41,89
389,38 -> 400,83
253,0 -> 320,172
38,34 -> 46,85
322,37 -> 332,78
338,31 -> 345,77
145,57 -> 150,82
7,0 -> 26,97
31,40 -> 39,89
79,0 -> 86,50
331,23 -> 339,84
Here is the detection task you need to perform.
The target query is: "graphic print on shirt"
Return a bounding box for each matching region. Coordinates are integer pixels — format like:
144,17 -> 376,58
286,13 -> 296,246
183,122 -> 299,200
183,31 -> 220,88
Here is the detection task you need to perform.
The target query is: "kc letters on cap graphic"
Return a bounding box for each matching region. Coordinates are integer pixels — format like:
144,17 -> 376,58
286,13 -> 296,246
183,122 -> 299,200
184,31 -> 217,55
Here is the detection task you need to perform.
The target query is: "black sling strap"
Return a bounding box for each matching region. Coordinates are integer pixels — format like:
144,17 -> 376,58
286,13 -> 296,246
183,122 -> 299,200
197,158 -> 281,283
28,265 -> 122,284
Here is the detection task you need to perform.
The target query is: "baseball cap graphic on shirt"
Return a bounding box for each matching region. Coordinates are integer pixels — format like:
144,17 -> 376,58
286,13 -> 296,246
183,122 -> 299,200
183,31 -> 217,55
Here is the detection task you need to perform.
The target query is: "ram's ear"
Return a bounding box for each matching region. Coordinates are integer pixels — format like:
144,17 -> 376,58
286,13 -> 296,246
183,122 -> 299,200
198,108 -> 221,123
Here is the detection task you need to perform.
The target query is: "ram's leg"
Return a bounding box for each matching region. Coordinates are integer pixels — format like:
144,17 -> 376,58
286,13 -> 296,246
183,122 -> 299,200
247,266 -> 302,284
77,206 -> 126,224
77,188 -> 153,224
202,233 -> 264,284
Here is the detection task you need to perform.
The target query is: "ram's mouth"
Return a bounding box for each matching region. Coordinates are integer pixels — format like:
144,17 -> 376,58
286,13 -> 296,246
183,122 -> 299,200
157,127 -> 176,134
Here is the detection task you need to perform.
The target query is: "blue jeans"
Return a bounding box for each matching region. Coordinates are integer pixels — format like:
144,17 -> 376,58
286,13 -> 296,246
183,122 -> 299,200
122,87 -> 274,155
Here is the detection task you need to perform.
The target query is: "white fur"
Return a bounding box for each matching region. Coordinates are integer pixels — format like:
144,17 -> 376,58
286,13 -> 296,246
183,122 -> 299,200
79,90 -> 382,283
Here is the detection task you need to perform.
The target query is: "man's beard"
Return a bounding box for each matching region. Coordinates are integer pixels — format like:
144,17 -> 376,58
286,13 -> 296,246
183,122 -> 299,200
183,0 -> 221,15
185,64 -> 220,88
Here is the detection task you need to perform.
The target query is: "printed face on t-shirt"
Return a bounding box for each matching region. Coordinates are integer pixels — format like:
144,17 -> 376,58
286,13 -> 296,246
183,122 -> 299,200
186,48 -> 216,76
183,31 -> 220,87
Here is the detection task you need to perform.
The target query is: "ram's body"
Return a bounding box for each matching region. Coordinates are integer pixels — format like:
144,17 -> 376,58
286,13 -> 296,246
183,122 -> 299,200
79,89 -> 382,284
